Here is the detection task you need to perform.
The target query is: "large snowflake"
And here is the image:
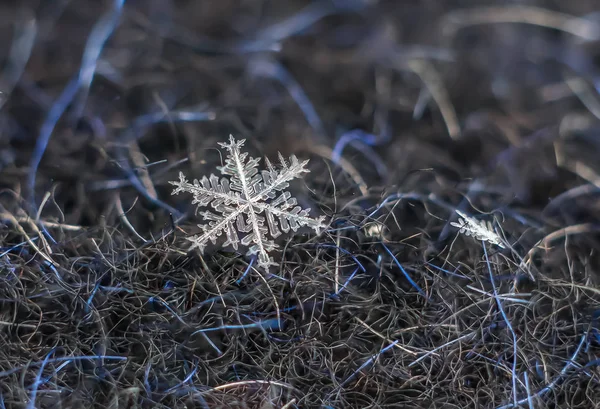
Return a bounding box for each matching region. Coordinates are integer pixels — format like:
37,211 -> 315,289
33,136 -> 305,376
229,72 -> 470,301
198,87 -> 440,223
170,135 -> 326,269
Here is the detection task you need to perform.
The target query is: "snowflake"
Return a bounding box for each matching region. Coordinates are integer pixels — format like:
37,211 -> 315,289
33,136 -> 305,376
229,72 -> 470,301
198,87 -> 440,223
450,209 -> 506,249
170,135 -> 326,269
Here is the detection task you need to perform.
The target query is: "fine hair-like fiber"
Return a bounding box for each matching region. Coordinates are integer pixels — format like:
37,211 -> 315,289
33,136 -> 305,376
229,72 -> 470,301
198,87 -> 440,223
1,1 -> 600,408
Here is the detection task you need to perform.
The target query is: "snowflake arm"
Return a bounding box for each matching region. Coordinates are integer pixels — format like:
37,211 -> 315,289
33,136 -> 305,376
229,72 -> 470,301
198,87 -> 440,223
216,136 -> 262,199
186,206 -> 243,253
254,154 -> 310,200
170,172 -> 247,208
450,210 -> 505,248
240,210 -> 278,268
259,191 -> 326,238
217,135 -> 275,267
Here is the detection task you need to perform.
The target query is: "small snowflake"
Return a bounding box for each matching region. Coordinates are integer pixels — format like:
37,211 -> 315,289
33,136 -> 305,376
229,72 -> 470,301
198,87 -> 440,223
170,135 -> 326,269
450,209 -> 505,249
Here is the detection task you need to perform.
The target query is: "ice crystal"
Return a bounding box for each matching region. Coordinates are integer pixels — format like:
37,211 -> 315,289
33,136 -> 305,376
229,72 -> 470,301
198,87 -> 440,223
170,135 -> 326,269
450,210 -> 506,249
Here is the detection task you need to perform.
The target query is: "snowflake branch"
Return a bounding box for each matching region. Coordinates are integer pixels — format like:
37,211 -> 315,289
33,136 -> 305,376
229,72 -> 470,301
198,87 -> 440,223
450,210 -> 505,248
170,172 -> 247,207
186,207 -> 244,252
253,154 -> 310,201
221,135 -> 274,267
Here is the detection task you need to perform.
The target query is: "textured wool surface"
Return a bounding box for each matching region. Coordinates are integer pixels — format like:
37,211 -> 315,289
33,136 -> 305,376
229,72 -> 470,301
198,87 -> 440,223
1,1 -> 600,408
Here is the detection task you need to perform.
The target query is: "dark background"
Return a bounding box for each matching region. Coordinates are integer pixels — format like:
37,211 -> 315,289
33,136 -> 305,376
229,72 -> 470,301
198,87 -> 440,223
1,1 -> 600,408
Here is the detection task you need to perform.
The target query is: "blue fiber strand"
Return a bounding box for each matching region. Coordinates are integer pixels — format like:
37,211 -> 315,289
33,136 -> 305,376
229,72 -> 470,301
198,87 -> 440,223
382,243 -> 429,300
484,242 -> 519,408
27,348 -> 56,409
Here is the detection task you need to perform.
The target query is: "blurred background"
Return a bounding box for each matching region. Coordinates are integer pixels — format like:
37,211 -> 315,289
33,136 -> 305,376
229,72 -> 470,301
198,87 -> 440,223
2,0 -> 600,223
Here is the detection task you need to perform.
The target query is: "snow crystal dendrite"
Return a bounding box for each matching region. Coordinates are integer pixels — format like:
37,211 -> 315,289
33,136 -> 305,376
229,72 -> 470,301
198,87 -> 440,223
450,209 -> 506,249
170,135 -> 326,269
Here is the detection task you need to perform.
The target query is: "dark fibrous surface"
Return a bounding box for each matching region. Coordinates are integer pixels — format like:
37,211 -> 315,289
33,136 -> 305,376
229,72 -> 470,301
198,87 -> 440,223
1,1 -> 600,408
